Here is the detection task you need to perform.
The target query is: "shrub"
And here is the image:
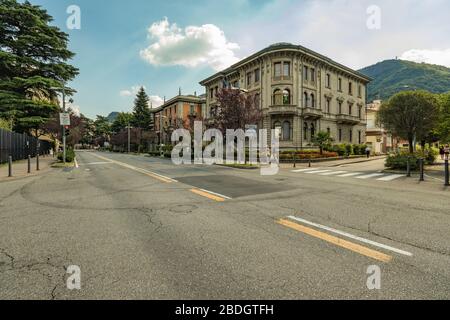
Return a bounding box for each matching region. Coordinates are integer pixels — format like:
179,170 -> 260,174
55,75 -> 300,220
385,154 -> 419,170
57,148 -> 75,163
345,144 -> 353,156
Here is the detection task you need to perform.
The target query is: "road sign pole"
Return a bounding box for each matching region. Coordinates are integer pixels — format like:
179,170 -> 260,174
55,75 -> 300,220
445,159 -> 449,187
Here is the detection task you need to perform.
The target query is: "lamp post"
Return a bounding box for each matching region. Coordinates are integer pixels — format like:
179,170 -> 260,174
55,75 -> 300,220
126,123 -> 132,153
51,85 -> 72,164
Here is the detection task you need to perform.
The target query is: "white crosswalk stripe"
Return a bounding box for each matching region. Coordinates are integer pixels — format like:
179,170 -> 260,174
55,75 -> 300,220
337,172 -> 363,177
292,168 -> 316,172
305,170 -> 332,174
292,168 -> 405,183
355,173 -> 385,179
319,171 -> 347,176
376,174 -> 404,181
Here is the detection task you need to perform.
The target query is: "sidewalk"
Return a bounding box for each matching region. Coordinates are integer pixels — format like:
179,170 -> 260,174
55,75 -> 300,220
0,155 -> 57,181
279,155 -> 386,169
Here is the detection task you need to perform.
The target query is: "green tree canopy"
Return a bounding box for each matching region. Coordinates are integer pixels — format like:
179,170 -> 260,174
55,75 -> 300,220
438,92 -> 450,143
0,0 -> 79,135
132,87 -> 152,130
112,112 -> 134,133
377,90 -> 440,153
312,131 -> 334,155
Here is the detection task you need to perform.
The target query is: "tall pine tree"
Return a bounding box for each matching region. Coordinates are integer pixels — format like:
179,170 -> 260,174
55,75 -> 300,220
132,87 -> 152,130
0,0 -> 79,135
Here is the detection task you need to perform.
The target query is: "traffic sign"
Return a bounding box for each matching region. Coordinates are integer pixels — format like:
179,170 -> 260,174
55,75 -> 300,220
59,113 -> 71,126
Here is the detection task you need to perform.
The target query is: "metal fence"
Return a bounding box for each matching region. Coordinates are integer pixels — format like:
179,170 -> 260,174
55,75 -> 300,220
0,128 -> 52,164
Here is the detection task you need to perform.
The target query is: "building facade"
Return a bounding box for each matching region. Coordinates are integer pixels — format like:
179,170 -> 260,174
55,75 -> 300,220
366,100 -> 396,154
152,94 -> 206,144
200,43 -> 371,149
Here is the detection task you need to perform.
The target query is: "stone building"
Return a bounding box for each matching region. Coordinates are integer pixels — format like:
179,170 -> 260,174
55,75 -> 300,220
152,94 -> 206,144
200,43 -> 371,149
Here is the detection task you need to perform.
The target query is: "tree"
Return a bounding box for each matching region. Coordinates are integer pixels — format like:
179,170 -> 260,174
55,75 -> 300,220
438,92 -> 450,143
0,118 -> 12,131
377,91 -> 439,153
215,89 -> 262,132
312,131 -> 334,155
93,115 -> 111,146
112,112 -> 134,133
132,87 -> 152,130
0,0 -> 79,135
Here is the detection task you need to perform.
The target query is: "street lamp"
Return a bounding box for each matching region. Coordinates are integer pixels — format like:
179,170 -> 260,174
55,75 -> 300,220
126,123 -> 132,153
51,85 -> 69,163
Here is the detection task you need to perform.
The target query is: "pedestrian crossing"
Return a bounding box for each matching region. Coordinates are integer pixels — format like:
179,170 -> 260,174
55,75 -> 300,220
291,168 -> 404,182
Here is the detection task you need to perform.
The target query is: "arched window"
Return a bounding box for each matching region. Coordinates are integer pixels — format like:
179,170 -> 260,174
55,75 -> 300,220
304,92 -> 309,107
311,123 -> 315,138
254,93 -> 260,109
283,121 -> 291,141
273,89 -> 282,105
283,89 -> 290,105
273,121 -> 282,139
311,94 -> 315,108
303,122 -> 308,140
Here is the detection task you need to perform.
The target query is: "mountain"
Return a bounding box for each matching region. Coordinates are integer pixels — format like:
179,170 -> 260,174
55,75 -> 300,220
358,59 -> 450,102
106,112 -> 119,123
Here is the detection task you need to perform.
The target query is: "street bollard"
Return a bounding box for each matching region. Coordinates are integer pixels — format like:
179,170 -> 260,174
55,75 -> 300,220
36,153 -> 40,171
28,155 -> 31,174
419,158 -> 424,182
8,156 -> 12,177
308,159 -> 312,168
445,159 -> 449,187
406,158 -> 411,177
293,153 -> 296,168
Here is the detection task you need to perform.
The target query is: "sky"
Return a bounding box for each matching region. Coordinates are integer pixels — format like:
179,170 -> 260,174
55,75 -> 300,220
31,0 -> 450,119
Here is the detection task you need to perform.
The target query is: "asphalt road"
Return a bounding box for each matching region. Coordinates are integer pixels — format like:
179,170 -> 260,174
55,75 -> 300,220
0,150 -> 449,299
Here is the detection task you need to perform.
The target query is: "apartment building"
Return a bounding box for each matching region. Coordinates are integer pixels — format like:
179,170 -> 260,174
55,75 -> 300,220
200,43 -> 371,149
366,100 -> 395,154
153,94 -> 206,144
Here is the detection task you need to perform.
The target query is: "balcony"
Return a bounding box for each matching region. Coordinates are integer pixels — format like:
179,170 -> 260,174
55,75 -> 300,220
303,107 -> 322,119
336,114 -> 361,125
268,105 -> 298,115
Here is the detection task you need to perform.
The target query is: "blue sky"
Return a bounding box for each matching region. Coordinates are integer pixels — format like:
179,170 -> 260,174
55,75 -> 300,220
32,0 -> 450,119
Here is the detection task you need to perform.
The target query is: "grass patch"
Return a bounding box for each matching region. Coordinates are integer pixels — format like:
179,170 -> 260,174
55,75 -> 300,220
51,161 -> 75,168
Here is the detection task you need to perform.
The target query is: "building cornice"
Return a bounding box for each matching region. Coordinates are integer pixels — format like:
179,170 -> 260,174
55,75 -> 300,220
199,43 -> 372,86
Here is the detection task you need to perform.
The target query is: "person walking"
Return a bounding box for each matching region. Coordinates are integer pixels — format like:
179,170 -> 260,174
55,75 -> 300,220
365,146 -> 371,159
439,146 -> 445,160
444,144 -> 450,161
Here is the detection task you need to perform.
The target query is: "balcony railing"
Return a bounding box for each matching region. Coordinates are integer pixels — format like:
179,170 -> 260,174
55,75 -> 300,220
303,107 -> 322,119
268,105 -> 298,115
336,114 -> 361,125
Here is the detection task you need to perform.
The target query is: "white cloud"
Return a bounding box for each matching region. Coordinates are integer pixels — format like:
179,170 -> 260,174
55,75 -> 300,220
140,17 -> 240,71
149,95 -> 164,108
230,0 -> 450,70
119,85 -> 143,97
400,49 -> 450,68
67,104 -> 81,117
119,85 -> 164,108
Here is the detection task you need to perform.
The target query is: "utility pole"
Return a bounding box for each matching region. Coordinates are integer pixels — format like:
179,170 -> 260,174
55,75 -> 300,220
62,86 -> 66,164
127,123 -> 131,153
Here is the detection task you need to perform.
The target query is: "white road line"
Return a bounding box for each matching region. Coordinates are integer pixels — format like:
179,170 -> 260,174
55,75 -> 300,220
80,161 -> 113,166
287,216 -> 413,257
305,170 -> 332,174
199,188 -> 232,200
356,173 -> 385,179
319,171 -> 347,176
377,174 -> 404,181
337,172 -> 363,177
292,168 -> 316,172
